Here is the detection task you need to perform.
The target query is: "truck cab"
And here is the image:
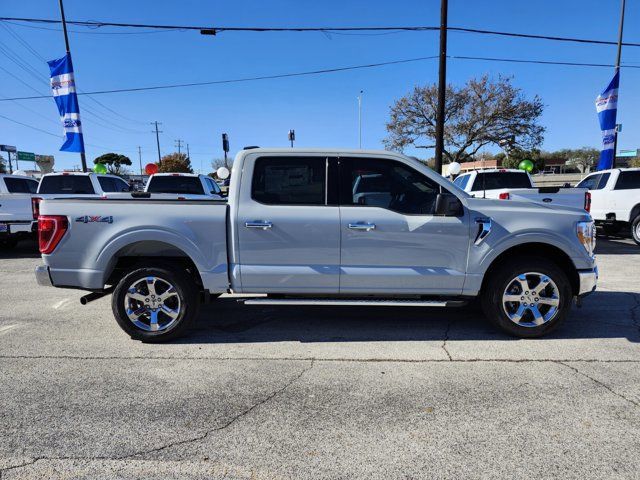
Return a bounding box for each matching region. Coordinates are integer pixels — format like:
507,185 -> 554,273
145,173 -> 223,199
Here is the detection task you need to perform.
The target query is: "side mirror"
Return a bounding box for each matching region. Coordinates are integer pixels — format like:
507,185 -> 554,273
435,193 -> 463,216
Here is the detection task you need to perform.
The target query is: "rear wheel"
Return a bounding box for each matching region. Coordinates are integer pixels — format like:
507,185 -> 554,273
112,264 -> 200,342
632,215 -> 640,246
481,257 -> 572,338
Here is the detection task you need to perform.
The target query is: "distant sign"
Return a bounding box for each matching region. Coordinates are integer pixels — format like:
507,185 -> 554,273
618,149 -> 639,158
17,151 -> 36,162
0,145 -> 17,153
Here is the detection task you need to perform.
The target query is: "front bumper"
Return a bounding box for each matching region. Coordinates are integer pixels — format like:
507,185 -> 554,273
35,265 -> 53,287
577,266 -> 598,296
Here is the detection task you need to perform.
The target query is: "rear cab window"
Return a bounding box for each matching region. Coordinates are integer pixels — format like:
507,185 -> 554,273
98,176 -> 129,193
38,175 -> 95,194
147,176 -> 205,195
252,157 -> 326,205
4,177 -> 39,193
470,172 -> 532,191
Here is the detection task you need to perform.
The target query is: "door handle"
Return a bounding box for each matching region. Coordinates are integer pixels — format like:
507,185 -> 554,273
348,222 -> 376,231
245,221 -> 273,230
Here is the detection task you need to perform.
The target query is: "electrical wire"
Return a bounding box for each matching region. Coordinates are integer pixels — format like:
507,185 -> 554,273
1,53 -> 638,103
1,17 -> 640,48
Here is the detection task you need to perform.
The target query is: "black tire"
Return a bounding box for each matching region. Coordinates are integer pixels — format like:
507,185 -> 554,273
601,222 -> 622,236
111,264 -> 200,342
632,215 -> 640,246
481,256 -> 572,338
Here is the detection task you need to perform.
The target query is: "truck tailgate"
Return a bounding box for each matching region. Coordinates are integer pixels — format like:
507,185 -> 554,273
39,197 -> 229,292
503,187 -> 588,210
0,193 -> 33,224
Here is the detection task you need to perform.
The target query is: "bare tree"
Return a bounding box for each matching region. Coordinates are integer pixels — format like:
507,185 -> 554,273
384,75 -> 545,163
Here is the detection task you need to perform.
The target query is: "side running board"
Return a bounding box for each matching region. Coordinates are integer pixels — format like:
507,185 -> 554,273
241,298 -> 467,307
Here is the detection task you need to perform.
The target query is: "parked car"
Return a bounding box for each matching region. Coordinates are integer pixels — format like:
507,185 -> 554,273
0,174 -> 39,248
145,173 -> 224,199
575,168 -> 640,244
35,149 -> 597,341
453,169 -> 590,210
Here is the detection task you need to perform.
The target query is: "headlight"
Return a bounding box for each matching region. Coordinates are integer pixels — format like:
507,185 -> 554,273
576,221 -> 596,256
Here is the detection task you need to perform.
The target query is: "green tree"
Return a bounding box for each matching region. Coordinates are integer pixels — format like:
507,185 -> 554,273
501,148 -> 546,173
553,147 -> 600,173
0,154 -> 7,174
629,157 -> 640,168
384,75 -> 545,163
158,153 -> 193,173
94,153 -> 132,175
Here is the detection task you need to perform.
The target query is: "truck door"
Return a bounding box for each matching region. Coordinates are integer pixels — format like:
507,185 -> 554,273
236,155 -> 340,293
338,156 -> 469,295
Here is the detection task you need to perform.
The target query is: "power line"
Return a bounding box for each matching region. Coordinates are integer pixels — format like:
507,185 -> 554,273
1,53 -> 639,103
2,17 -> 640,47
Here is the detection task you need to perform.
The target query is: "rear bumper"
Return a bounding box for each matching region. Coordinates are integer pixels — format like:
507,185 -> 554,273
35,265 -> 53,287
577,266 -> 598,296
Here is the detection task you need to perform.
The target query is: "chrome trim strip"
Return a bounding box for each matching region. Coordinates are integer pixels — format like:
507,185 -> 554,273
35,265 -> 53,287
474,217 -> 492,245
243,298 -> 448,307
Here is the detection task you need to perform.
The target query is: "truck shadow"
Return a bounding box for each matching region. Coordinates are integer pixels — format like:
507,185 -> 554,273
0,239 -> 40,259
595,235 -> 638,255
184,290 -> 640,344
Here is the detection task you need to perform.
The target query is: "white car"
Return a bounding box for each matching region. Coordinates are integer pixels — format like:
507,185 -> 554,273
453,169 -> 589,210
575,168 -> 640,244
145,173 -> 223,199
0,174 -> 40,248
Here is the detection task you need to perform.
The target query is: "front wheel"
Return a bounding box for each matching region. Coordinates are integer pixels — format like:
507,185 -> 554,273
632,215 -> 640,246
112,264 -> 200,342
481,257 -> 572,338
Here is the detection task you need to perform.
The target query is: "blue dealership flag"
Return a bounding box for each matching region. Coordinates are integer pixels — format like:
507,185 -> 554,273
47,54 -> 85,153
594,71 -> 619,171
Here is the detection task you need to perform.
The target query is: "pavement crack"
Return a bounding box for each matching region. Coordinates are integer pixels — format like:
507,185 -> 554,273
441,319 -> 453,361
625,292 -> 640,335
557,361 -> 639,409
123,359 -> 315,459
0,458 -> 42,475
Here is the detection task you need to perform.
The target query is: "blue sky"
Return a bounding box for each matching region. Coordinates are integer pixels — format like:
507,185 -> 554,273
1,0 -> 639,172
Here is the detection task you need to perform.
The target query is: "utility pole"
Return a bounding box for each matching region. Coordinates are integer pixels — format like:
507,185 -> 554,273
358,90 -> 363,149
612,0 -> 626,166
434,0 -> 448,175
222,133 -> 229,168
57,0 -> 88,173
137,146 -> 142,175
152,121 -> 162,165
288,129 -> 295,148
186,143 -> 190,160
175,139 -> 183,155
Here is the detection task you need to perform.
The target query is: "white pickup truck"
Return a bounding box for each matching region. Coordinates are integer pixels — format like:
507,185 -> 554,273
145,173 -> 224,199
453,169 -> 589,210
575,168 -> 640,245
35,148 -> 598,342
0,174 -> 39,248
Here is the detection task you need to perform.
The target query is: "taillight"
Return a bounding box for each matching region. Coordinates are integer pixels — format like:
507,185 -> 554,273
584,192 -> 591,212
498,192 -> 510,200
38,215 -> 68,254
31,197 -> 42,220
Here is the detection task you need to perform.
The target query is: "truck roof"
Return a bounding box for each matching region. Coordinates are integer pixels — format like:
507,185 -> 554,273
149,173 -> 203,177
593,167 -> 640,174
459,169 -> 525,175
41,172 -> 121,178
236,147 -> 408,157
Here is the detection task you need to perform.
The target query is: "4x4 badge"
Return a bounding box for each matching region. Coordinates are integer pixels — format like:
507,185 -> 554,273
75,215 -> 113,224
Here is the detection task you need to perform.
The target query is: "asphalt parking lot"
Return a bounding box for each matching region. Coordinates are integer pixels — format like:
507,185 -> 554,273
1,237 -> 639,479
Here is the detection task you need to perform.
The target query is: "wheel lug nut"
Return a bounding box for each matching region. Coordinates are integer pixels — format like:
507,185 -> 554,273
535,297 -> 539,302
525,291 -> 529,295
521,296 -> 524,300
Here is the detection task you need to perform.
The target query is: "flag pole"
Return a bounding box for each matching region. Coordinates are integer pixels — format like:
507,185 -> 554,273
612,0 -> 626,166
434,0 -> 448,175
57,0 -> 88,172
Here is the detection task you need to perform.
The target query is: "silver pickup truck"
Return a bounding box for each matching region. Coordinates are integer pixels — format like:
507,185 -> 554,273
35,148 -> 598,341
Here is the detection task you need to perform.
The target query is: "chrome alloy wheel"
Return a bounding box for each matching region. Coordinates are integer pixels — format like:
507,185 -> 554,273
124,276 -> 181,332
502,272 -> 560,328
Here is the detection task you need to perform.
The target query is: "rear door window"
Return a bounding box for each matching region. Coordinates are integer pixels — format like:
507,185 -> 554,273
470,172 -> 532,191
252,157 -> 326,205
453,174 -> 470,190
97,177 -> 116,192
147,176 -> 205,194
576,174 -> 601,190
38,175 -> 95,194
614,171 -> 640,190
